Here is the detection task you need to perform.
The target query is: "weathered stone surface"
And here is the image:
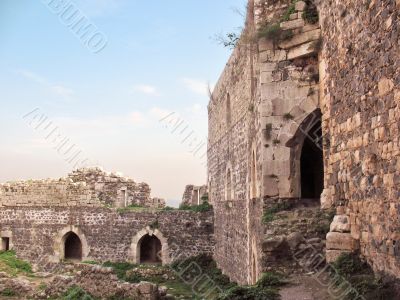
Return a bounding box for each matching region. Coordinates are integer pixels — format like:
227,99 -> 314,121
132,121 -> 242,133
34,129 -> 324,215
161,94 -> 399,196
280,19 -> 305,30
378,77 -> 394,96
326,232 -> 359,251
279,29 -> 320,49
0,168 -> 165,209
330,215 -> 351,233
287,41 -> 316,60
0,207 -> 215,269
326,250 -> 351,263
287,232 -> 305,250
295,1 -> 306,11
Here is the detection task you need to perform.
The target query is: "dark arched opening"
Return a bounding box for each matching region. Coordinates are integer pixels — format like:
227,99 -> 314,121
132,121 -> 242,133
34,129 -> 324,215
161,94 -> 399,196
139,234 -> 162,264
64,232 -> 82,261
300,119 -> 324,199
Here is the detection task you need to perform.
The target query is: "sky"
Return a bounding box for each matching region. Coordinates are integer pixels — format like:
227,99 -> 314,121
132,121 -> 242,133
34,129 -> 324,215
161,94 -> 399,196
0,0 -> 245,207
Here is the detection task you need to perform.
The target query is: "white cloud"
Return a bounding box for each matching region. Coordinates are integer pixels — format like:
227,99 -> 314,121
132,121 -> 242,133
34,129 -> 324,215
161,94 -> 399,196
181,78 -> 211,96
16,69 -> 75,100
133,84 -> 160,96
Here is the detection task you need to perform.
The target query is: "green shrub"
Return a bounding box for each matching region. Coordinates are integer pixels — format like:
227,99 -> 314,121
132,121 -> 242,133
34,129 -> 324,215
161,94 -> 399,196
217,286 -> 280,300
257,272 -> 286,288
162,206 -> 176,211
103,261 -> 135,281
262,202 -> 293,224
258,23 -> 281,44
171,254 -> 234,290
82,260 -> 98,265
1,288 -> 16,297
333,253 -> 368,277
179,201 -> 213,213
0,250 -> 32,275
62,286 -> 95,300
281,1 -> 297,22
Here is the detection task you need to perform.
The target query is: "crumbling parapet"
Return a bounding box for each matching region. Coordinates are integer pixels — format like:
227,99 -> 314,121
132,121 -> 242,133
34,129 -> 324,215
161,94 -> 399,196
0,168 -> 165,209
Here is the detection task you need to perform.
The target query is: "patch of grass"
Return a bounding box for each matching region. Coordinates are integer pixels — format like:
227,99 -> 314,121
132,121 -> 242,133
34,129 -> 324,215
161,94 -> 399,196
262,202 -> 293,224
0,250 -> 32,276
62,286 -> 96,300
179,201 -> 213,213
217,285 -> 280,300
162,206 -> 176,211
257,272 -> 286,288
1,288 -> 16,297
281,1 -> 297,22
38,282 -> 47,291
333,253 -> 368,277
331,253 -> 399,300
171,254 -> 235,291
102,261 -> 136,282
82,260 -> 99,265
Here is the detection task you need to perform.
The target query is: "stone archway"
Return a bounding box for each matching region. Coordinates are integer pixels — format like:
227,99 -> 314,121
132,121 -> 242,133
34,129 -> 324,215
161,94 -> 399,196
286,109 -> 324,201
130,227 -> 170,265
54,226 -> 89,262
64,232 -> 82,261
139,234 -> 162,264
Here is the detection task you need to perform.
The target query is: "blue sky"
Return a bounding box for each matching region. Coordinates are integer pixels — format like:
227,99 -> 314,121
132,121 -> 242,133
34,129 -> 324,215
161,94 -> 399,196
0,0 -> 245,206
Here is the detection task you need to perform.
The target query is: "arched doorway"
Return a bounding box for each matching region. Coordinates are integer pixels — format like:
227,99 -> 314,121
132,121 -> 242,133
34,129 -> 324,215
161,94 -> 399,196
300,119 -> 324,199
64,232 -> 83,261
139,234 -> 162,264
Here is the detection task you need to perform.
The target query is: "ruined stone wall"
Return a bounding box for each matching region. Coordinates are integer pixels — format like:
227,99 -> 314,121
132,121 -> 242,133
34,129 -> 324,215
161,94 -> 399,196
207,3 -> 261,281
0,207 -> 214,269
181,185 -> 208,206
208,0 -> 323,284
0,168 -> 165,209
320,0 -> 400,278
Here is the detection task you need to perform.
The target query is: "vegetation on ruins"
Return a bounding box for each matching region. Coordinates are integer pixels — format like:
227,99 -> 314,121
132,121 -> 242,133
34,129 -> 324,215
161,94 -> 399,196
302,0 -> 319,24
262,202 -> 293,224
281,0 -> 300,22
332,253 -> 399,299
179,201 -> 213,212
61,286 -> 95,300
0,250 -> 32,276
258,23 -> 294,47
1,288 -> 16,297
217,272 -> 286,300
102,261 -> 137,282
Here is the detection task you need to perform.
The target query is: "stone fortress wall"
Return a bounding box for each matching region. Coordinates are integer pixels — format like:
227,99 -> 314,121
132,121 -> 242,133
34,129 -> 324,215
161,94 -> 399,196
319,0 -> 400,278
181,185 -> 208,206
0,207 -> 214,270
0,168 -> 214,269
0,167 -> 165,208
208,0 -> 400,285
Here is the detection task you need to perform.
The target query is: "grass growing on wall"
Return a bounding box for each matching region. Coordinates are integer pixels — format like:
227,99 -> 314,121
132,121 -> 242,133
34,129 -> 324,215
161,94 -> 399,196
179,201 -> 213,212
332,253 -> 399,299
0,250 -> 32,276
262,202 -> 293,224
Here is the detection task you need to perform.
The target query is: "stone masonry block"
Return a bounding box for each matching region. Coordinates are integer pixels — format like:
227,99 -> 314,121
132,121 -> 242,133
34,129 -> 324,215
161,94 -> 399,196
326,232 -> 359,251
